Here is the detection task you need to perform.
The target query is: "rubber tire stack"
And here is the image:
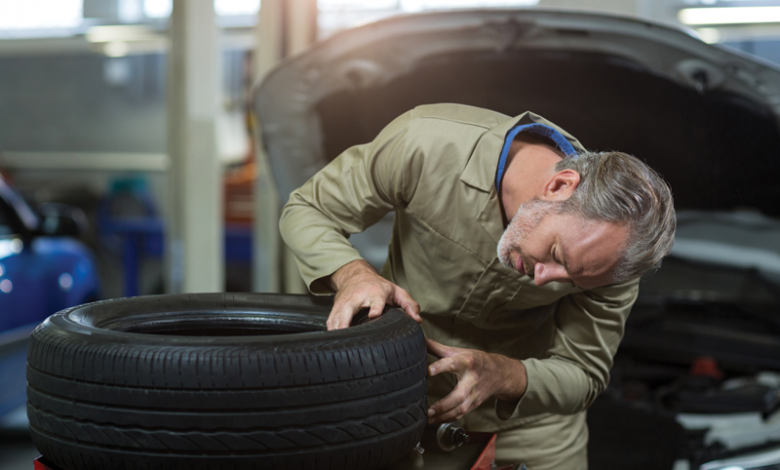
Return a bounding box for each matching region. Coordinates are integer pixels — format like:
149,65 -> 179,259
26,293 -> 427,470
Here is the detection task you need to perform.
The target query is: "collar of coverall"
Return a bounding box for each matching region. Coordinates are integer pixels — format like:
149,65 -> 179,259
495,123 -> 578,194
460,111 -> 584,194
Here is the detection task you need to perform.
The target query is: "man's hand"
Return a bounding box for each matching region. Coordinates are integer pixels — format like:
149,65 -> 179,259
426,338 -> 528,424
327,260 -> 422,330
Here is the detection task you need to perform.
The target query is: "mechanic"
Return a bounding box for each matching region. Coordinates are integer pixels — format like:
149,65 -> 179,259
279,103 -> 676,470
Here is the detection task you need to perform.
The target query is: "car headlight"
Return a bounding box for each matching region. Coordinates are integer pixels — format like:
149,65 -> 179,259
700,445 -> 780,470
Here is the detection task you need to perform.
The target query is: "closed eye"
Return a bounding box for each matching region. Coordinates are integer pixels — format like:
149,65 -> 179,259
555,247 -> 579,288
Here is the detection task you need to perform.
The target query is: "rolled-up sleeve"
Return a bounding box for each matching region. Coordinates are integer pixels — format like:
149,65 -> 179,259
496,279 -> 639,419
279,111 -> 423,294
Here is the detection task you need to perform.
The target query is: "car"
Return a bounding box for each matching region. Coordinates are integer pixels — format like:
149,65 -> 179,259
253,8 -> 780,470
0,172 -> 100,427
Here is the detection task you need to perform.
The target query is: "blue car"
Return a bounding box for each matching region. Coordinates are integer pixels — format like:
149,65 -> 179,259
0,173 -> 100,425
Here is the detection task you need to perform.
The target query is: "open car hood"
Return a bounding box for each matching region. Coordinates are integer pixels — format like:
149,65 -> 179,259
253,8 -> 780,267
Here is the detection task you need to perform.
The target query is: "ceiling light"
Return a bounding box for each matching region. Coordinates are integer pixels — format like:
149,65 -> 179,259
216,0 -> 260,16
104,41 -> 130,57
86,25 -> 158,43
679,6 -> 780,25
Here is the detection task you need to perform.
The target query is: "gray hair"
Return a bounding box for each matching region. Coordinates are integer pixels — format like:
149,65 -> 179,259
556,151 -> 676,283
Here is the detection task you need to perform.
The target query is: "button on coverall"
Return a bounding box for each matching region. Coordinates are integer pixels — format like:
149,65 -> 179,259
279,103 -> 639,470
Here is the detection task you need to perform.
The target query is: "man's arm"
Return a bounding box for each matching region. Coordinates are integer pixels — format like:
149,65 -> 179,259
505,280 -> 638,417
426,279 -> 638,423
279,110 -> 425,329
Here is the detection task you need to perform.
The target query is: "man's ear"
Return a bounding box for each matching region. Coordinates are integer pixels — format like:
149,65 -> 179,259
540,170 -> 580,201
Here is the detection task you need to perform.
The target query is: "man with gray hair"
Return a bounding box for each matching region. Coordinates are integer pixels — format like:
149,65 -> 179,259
280,103 -> 675,470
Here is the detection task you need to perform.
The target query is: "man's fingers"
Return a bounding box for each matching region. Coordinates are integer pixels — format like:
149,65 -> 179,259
326,302 -> 358,330
426,338 -> 460,360
325,305 -> 339,330
430,401 -> 474,423
427,383 -> 476,423
395,289 -> 422,324
428,357 -> 451,377
426,347 -> 487,423
326,311 -> 348,330
428,394 -> 460,419
327,276 -> 420,330
367,298 -> 386,318
329,293 -> 386,329
428,356 -> 466,378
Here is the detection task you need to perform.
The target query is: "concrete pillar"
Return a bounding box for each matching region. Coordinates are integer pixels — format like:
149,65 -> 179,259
252,0 -> 317,295
283,0 -> 317,295
166,0 -> 224,293
288,0 -> 319,56
252,0 -> 284,294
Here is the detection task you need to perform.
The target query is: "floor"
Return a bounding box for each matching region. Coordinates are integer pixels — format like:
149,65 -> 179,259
0,407 -> 41,470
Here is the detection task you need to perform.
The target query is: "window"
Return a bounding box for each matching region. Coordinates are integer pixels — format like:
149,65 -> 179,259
0,0 -> 82,38
143,0 -> 261,18
318,0 -> 539,38
0,0 -> 262,39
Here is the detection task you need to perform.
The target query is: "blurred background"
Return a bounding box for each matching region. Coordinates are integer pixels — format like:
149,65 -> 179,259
2,0 -> 779,299
2,0 -> 780,468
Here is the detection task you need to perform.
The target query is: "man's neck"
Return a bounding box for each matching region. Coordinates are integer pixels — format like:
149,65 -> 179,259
500,135 -> 566,224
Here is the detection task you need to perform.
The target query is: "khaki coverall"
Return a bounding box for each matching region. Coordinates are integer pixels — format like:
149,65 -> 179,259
280,103 -> 639,470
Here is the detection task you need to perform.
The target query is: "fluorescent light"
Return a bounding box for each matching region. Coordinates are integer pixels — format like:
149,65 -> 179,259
216,0 -> 260,16
679,6 -> 780,25
143,0 -> 260,18
104,41 -> 130,57
86,25 -> 158,43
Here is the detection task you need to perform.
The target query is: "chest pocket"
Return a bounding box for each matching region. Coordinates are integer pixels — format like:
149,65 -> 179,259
456,257 -> 525,328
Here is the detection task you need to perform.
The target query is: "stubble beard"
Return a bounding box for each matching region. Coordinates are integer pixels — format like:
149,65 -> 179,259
497,198 -> 559,274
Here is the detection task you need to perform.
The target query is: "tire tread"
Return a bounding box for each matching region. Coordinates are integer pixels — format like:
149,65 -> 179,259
27,294 -> 427,470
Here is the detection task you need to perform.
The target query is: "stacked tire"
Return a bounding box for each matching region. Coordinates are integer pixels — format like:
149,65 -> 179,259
26,293 -> 427,470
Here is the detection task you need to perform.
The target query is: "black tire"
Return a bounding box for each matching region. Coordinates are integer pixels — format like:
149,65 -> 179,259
26,293 -> 427,470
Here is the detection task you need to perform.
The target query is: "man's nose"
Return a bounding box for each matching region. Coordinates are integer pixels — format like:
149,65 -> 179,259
533,263 -> 552,287
533,263 -> 564,287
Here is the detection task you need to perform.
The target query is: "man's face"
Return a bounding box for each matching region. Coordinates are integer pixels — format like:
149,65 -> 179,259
497,198 -> 629,290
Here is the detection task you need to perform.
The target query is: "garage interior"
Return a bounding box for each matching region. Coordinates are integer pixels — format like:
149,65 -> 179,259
2,1 -> 780,469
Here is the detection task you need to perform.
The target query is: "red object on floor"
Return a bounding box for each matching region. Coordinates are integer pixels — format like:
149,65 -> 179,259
471,433 -> 498,470
33,457 -> 56,470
